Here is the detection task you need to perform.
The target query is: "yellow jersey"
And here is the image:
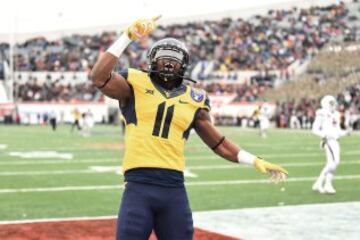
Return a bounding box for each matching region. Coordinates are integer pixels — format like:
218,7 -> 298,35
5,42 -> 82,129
120,68 -> 210,173
72,109 -> 81,121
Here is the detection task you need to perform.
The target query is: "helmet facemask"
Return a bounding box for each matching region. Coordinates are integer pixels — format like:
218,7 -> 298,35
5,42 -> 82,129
148,39 -> 189,90
153,56 -> 183,90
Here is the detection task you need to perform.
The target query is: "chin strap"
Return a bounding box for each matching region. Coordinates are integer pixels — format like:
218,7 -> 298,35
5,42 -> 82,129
140,69 -> 197,83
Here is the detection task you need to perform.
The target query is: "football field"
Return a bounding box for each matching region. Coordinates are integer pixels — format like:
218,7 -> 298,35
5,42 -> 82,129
0,125 -> 359,238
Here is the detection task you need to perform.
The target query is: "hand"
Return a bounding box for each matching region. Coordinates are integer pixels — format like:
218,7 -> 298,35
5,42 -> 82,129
254,158 -> 288,183
126,15 -> 161,40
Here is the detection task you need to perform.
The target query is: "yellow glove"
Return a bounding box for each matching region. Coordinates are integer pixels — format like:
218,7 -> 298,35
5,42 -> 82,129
126,15 -> 161,41
254,158 -> 288,183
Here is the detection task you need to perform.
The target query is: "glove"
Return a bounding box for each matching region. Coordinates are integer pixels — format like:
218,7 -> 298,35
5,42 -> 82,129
126,15 -> 161,41
254,158 -> 288,184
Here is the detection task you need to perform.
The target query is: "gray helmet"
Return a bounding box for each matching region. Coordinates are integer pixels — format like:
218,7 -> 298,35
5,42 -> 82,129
148,38 -> 190,89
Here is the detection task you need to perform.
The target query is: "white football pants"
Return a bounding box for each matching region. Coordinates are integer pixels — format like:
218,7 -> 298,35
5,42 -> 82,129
316,139 -> 340,187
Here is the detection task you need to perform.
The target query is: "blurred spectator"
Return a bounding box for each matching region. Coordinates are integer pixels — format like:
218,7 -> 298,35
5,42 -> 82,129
0,62 -> 4,80
13,76 -> 98,102
195,81 -> 271,102
274,82 -> 360,129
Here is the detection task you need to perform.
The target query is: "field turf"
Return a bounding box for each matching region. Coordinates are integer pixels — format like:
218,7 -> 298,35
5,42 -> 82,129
0,125 -> 359,221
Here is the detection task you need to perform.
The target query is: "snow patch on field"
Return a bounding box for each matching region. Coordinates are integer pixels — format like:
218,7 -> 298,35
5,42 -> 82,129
193,201 -> 360,240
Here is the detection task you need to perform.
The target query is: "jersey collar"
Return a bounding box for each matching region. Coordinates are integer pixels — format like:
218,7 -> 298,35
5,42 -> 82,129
150,79 -> 187,99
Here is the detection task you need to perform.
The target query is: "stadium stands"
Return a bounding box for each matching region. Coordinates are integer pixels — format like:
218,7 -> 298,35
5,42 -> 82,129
0,1 -> 357,74
0,1 -> 360,128
264,43 -> 360,129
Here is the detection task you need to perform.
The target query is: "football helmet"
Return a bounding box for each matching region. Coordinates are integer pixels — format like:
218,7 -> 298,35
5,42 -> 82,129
148,38 -> 190,90
321,95 -> 337,112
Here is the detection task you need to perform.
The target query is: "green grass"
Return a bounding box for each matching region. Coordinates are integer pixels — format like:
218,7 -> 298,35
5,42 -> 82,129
0,125 -> 359,221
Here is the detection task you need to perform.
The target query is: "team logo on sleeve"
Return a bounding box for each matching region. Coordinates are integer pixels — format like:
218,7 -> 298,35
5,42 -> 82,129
190,89 -> 204,102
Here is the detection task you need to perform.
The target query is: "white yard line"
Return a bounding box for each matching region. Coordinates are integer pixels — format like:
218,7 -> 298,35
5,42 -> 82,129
186,174 -> 360,186
0,174 -> 359,194
0,159 -> 119,165
0,160 -> 359,176
188,160 -> 360,170
0,185 -> 125,194
0,169 -> 97,176
188,151 -> 360,160
1,150 -> 358,165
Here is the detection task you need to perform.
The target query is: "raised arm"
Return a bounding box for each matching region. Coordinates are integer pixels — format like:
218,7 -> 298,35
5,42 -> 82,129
91,52 -> 130,101
90,16 -> 161,101
194,109 -> 288,183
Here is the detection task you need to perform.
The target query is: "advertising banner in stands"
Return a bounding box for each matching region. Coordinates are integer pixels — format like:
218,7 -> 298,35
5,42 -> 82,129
0,103 -> 15,123
208,94 -> 275,117
0,102 -> 107,124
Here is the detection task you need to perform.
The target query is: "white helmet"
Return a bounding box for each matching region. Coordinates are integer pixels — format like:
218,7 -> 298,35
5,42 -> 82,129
321,95 -> 337,112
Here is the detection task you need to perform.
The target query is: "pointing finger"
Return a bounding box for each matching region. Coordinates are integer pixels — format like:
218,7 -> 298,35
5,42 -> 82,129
152,15 -> 162,22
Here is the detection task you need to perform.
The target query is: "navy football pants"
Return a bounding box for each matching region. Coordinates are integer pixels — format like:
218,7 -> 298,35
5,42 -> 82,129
116,182 -> 194,240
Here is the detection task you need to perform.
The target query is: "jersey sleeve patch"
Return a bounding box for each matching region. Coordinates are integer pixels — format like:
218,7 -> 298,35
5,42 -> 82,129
190,88 -> 205,102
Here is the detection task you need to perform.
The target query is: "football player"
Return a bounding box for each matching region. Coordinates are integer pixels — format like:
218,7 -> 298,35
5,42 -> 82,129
259,103 -> 270,138
312,95 -> 351,194
91,16 -> 288,240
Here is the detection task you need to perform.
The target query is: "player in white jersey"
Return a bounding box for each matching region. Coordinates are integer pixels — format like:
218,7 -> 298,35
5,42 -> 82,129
82,109 -> 95,137
311,95 -> 351,194
259,103 -> 270,138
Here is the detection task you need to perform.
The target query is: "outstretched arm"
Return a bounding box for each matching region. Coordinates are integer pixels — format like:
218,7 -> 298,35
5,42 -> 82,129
194,109 -> 239,162
194,109 -> 288,183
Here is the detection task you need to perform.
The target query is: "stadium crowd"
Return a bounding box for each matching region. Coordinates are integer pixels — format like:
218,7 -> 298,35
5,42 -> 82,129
211,80 -> 360,130
1,1 -> 360,130
274,82 -> 360,129
195,81 -> 271,102
0,1 -> 357,75
14,77 -> 98,102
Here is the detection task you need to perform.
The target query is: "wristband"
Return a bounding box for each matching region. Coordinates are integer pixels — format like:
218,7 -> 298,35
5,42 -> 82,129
106,33 -> 132,58
237,150 -> 257,165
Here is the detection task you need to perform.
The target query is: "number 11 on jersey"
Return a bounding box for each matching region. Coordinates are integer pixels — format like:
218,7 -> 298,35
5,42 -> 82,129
152,102 -> 175,139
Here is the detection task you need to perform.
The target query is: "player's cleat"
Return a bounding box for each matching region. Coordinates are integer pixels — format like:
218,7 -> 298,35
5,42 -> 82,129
324,184 -> 336,194
312,182 -> 325,194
